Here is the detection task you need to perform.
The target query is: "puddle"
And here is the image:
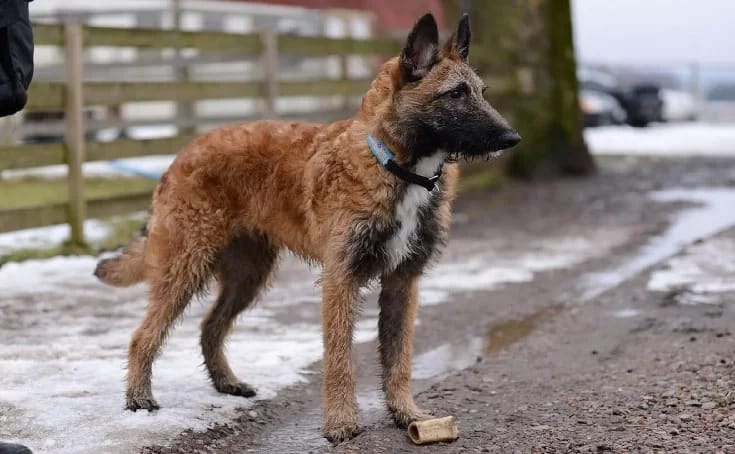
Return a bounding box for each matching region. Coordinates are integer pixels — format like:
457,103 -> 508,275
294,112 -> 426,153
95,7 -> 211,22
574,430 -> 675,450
578,188 -> 735,301
413,305 -> 563,380
483,305 -> 563,355
413,338 -> 485,380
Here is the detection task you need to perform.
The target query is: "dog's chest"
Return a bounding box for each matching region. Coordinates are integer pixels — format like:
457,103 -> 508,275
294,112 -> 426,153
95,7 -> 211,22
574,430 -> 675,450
384,182 -> 433,271
384,153 -> 445,271
346,153 -> 446,280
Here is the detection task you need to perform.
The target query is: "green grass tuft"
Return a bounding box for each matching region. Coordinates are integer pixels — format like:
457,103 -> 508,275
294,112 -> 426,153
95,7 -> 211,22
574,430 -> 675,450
458,167 -> 506,193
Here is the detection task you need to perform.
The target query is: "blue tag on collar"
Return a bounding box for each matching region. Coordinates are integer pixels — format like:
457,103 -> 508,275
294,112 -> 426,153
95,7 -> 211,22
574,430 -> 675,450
367,134 -> 395,166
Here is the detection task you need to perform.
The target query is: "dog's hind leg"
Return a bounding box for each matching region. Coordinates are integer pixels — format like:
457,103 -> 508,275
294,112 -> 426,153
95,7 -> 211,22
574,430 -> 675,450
201,233 -> 278,398
126,227 -> 217,411
378,272 -> 432,427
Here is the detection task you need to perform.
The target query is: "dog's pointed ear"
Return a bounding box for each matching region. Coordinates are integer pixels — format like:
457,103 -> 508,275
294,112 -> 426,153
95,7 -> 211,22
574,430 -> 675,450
399,13 -> 439,83
444,13 -> 471,61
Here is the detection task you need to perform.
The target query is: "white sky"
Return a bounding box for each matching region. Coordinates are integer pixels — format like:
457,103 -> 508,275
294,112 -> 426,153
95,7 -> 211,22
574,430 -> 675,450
572,0 -> 735,65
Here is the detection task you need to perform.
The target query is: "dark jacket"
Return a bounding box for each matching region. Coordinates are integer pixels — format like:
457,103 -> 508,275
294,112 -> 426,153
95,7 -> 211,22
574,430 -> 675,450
0,0 -> 33,117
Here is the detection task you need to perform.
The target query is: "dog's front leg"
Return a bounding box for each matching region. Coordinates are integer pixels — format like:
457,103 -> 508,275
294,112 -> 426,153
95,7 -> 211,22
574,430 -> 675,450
321,267 -> 360,442
378,272 -> 432,427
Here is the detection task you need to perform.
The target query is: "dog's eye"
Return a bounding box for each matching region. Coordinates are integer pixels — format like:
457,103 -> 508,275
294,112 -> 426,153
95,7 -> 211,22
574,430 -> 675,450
448,84 -> 468,99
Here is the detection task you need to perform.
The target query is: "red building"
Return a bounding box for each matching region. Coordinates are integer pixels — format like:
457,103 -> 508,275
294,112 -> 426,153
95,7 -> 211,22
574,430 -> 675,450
238,0 -> 446,32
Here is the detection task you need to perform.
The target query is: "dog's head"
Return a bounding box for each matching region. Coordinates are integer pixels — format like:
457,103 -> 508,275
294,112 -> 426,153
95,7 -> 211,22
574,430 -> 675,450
392,13 -> 520,159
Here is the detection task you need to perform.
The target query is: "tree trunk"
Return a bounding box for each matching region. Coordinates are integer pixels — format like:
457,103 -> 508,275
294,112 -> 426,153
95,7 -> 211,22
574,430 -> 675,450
444,0 -> 595,177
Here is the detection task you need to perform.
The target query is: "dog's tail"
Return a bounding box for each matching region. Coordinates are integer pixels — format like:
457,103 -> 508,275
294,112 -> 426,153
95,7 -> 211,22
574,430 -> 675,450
94,232 -> 147,287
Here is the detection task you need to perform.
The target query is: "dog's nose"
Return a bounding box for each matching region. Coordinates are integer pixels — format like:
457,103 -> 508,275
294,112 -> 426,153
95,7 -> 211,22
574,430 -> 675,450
498,130 -> 521,149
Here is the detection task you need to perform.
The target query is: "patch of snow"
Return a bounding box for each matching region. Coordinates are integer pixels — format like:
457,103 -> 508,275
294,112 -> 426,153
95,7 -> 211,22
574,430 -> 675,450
585,123 -> 735,157
647,236 -> 735,304
420,230 -> 627,306
579,187 -> 735,301
426,260 -> 532,292
0,221 -> 108,255
612,308 -> 641,318
0,213 -> 146,255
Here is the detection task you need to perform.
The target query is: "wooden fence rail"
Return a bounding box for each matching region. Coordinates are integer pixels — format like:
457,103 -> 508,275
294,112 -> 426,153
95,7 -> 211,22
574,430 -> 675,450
24,78 -> 376,109
0,21 -> 511,244
31,23 -> 400,55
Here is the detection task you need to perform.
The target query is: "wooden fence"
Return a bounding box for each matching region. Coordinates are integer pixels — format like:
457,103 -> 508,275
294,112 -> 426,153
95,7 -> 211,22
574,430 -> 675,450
0,22 -> 512,245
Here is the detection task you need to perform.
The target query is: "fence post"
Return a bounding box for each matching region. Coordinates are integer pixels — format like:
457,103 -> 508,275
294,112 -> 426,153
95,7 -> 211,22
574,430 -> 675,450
64,22 -> 86,246
260,29 -> 278,118
339,55 -> 349,112
338,14 -> 351,113
172,0 -> 194,133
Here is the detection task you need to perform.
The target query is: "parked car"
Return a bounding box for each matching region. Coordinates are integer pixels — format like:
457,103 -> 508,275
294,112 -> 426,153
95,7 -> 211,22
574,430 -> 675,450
578,68 -> 664,127
580,88 -> 627,126
626,83 -> 664,127
660,88 -> 697,122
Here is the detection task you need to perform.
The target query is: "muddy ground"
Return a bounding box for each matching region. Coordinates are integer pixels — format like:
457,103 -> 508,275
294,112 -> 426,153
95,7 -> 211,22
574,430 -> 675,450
139,157 -> 735,454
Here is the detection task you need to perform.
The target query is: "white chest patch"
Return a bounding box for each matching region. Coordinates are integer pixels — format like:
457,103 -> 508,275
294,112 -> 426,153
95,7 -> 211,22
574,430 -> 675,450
385,152 -> 446,271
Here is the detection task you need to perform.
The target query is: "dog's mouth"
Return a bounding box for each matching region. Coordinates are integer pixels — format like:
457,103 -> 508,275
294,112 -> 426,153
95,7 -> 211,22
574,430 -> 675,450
445,147 -> 515,163
445,131 -> 521,163
446,151 -> 502,163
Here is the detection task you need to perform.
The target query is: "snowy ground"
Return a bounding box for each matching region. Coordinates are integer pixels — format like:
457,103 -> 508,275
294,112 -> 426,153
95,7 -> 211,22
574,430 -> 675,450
648,235 -> 735,305
585,122 -> 735,156
0,226 -> 628,453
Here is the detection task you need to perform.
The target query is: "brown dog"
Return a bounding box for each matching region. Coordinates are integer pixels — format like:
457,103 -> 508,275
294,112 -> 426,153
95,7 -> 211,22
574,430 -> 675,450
95,13 -> 519,442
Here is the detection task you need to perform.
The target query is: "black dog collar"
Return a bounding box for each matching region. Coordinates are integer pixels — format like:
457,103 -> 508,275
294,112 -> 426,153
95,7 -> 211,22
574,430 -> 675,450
367,135 -> 443,192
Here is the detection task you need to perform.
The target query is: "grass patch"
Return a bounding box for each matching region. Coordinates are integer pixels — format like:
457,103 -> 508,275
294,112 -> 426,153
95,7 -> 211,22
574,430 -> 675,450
458,167 -> 506,193
93,216 -> 146,252
0,176 -> 156,210
0,243 -> 92,266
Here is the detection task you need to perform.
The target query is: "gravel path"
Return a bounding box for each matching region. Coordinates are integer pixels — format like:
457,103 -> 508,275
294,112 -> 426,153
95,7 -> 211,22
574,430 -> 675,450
340,248 -> 735,453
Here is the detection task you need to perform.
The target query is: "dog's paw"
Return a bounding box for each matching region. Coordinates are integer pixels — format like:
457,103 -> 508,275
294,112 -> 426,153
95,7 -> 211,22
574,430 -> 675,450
125,395 -> 160,412
214,381 -> 257,398
323,421 -> 361,444
390,405 -> 433,428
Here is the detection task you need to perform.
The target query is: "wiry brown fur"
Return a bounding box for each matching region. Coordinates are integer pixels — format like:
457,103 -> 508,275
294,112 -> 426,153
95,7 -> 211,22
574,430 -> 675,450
95,13 -> 519,442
